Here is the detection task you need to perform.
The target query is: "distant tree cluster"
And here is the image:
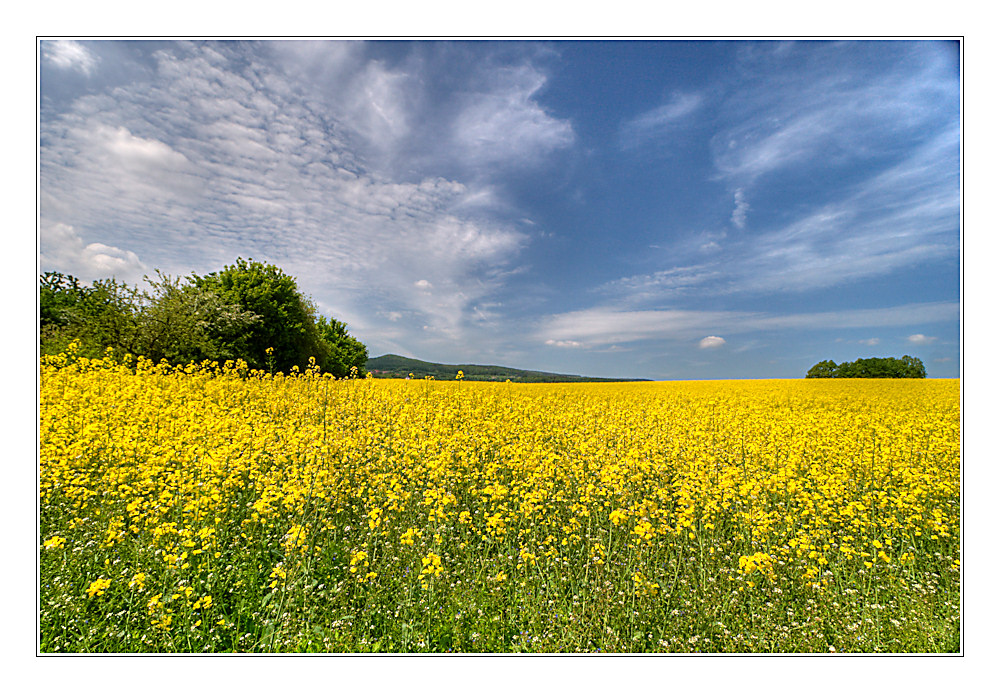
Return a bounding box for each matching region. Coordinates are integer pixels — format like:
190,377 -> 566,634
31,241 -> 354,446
806,356 -> 926,379
39,258 -> 368,377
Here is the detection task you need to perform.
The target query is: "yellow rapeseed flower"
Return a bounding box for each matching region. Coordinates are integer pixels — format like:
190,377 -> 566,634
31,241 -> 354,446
86,578 -> 111,598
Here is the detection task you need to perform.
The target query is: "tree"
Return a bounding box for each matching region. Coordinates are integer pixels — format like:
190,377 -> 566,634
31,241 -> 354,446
900,355 -> 927,379
39,271 -> 143,358
193,258 -> 359,374
316,315 -> 368,377
805,356 -> 926,379
39,272 -> 86,330
135,271 -> 261,365
805,360 -> 838,378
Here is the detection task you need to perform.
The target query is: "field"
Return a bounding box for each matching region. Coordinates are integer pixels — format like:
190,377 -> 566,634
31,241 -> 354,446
38,347 -> 961,653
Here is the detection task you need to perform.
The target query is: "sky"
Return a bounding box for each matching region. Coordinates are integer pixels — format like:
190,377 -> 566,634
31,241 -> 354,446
38,39 -> 961,380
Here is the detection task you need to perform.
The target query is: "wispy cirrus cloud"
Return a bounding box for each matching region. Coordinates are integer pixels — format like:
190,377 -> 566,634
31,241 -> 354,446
599,125 -> 958,303
536,301 -> 958,349
701,41 -> 959,241
711,42 -> 957,186
619,91 -> 704,149
730,188 -> 749,229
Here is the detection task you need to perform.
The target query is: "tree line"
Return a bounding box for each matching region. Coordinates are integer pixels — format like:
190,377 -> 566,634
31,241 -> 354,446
39,258 -> 368,377
806,356 -> 926,379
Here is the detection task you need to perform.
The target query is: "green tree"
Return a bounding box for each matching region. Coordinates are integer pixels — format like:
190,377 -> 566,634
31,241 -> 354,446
900,355 -> 927,378
39,272 -> 143,358
194,258 -> 331,373
316,315 -> 368,377
805,356 -> 926,379
805,359 -> 839,378
136,271 -> 261,365
39,272 -> 86,330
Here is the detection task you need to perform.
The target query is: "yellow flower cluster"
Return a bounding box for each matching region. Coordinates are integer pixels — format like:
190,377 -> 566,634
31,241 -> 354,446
738,552 -> 776,580
86,578 -> 111,598
420,552 -> 443,580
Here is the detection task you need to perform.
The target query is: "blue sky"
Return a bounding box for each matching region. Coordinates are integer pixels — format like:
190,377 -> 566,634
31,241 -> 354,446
38,39 -> 960,379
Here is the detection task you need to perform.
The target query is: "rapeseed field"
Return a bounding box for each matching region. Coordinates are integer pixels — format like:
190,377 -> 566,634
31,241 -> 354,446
38,345 -> 960,652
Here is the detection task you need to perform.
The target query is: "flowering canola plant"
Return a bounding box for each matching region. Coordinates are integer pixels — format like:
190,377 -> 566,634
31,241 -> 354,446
39,347 -> 960,653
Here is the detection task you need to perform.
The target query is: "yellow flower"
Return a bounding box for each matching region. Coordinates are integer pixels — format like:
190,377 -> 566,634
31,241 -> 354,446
42,536 -> 66,550
268,564 -> 287,588
419,552 -> 443,580
86,578 -> 112,598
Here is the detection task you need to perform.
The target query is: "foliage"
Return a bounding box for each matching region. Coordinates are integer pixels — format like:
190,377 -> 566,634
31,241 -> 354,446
316,316 -> 368,379
805,359 -> 839,379
192,258 -> 328,373
40,354 -> 960,653
133,272 -> 262,365
39,271 -> 144,359
806,356 -> 926,379
38,260 -> 366,376
40,272 -> 87,330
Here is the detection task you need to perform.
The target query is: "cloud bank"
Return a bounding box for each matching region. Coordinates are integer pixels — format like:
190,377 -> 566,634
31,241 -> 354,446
39,41 -> 578,356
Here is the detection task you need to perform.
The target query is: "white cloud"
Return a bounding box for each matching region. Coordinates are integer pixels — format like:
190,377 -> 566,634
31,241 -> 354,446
536,302 -> 958,348
598,264 -> 723,304
44,40 -> 98,76
450,64 -> 574,169
757,303 -> 958,331
860,338 -> 880,346
40,222 -> 146,282
538,308 -> 745,347
104,126 -> 190,167
908,334 -> 938,344
699,336 -> 726,349
39,43 -> 533,354
619,92 -> 704,148
712,43 -> 957,185
730,188 -> 750,229
545,339 -> 582,348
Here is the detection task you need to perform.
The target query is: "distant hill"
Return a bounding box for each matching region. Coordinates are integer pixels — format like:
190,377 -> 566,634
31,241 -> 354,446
366,354 -> 648,383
